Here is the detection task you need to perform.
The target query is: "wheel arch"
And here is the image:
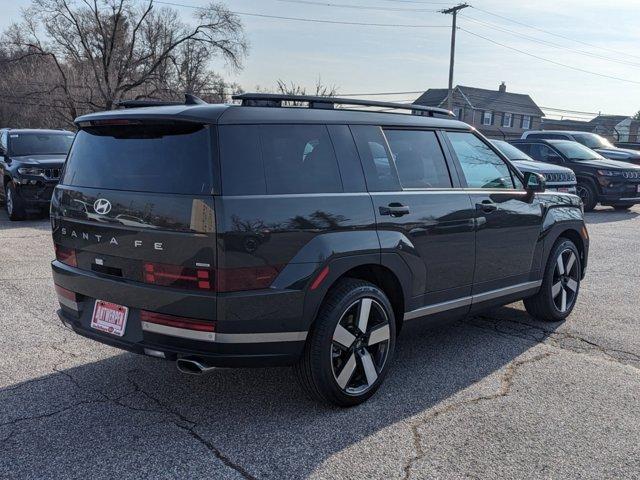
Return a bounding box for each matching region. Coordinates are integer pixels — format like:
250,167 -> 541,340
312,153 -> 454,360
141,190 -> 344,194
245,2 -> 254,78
302,255 -> 411,336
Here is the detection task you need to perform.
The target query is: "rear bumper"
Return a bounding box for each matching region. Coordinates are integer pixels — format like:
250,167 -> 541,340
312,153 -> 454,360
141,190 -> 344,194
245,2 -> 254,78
52,260 -> 307,367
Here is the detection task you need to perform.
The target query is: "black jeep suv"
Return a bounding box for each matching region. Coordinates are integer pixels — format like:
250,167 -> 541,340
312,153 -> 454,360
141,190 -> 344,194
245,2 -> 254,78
1,128 -> 75,220
51,94 -> 589,406
511,139 -> 640,211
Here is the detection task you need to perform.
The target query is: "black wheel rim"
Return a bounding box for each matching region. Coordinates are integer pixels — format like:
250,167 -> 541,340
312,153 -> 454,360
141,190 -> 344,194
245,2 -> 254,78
576,185 -> 589,205
551,248 -> 579,313
331,298 -> 390,395
6,188 -> 13,215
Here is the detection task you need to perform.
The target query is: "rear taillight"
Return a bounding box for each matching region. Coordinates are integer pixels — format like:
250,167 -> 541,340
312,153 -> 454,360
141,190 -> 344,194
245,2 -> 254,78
142,262 -> 281,292
143,262 -> 213,291
140,310 -> 215,332
55,244 -> 77,267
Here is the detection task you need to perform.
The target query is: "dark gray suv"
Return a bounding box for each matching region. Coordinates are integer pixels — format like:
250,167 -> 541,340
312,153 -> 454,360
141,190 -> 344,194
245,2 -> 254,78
51,94 -> 589,406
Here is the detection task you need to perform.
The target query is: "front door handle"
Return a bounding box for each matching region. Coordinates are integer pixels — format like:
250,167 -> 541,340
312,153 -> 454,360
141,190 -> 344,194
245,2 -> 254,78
476,201 -> 497,213
379,203 -> 410,217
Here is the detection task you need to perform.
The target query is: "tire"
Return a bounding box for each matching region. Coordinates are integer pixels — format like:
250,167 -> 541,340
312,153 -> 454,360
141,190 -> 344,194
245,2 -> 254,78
4,182 -> 26,221
612,205 -> 632,211
295,278 -> 396,407
524,238 -> 581,322
576,181 -> 597,212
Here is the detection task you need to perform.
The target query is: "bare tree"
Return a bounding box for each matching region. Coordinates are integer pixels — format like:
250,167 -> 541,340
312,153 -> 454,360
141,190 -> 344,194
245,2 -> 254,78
1,0 -> 247,125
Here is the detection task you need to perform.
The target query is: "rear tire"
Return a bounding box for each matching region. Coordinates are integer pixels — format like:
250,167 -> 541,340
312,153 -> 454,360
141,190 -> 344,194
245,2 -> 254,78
4,183 -> 26,221
524,238 -> 581,322
576,181 -> 597,212
295,278 -> 396,407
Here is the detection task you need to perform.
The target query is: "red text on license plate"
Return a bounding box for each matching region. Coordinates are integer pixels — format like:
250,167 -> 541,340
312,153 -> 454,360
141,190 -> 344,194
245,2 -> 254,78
91,300 -> 129,337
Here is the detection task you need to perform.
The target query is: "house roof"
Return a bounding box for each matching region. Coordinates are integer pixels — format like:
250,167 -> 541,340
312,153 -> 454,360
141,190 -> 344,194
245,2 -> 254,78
414,85 -> 544,117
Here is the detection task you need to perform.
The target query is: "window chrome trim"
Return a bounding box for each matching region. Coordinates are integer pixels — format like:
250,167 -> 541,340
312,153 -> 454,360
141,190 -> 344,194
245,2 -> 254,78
403,280 -> 542,321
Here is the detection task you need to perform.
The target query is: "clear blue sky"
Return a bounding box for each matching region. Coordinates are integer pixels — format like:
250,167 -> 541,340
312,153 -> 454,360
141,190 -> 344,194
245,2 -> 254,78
2,0 -> 640,119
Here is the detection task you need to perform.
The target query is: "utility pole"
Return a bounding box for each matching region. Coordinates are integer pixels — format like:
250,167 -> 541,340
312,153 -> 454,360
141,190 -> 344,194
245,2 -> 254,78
441,3 -> 469,113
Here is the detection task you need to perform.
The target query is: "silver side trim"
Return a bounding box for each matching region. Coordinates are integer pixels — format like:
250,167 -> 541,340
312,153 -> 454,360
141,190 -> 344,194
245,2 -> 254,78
616,197 -> 640,201
141,322 -> 216,342
472,280 -> 542,303
403,296 -> 472,321
214,331 -> 308,344
141,321 -> 308,344
404,280 -> 542,321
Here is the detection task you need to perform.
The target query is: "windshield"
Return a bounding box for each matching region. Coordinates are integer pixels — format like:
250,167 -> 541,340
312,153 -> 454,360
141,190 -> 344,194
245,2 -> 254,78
62,123 -> 213,195
552,141 -> 605,160
9,132 -> 74,156
491,140 -> 533,161
573,133 -> 614,149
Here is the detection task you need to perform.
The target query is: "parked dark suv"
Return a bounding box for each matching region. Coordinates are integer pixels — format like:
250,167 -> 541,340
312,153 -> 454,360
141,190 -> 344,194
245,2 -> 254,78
1,128 -> 75,220
51,94 -> 589,406
511,139 -> 640,211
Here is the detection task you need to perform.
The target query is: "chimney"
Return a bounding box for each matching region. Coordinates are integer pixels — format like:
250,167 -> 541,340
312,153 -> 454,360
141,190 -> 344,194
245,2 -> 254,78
499,82 -> 506,93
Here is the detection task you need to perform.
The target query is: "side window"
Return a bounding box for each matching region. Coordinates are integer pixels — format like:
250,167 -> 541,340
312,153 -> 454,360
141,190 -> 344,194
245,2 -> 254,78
446,132 -> 515,189
530,144 -> 563,164
383,129 -> 452,189
350,125 -> 400,191
261,125 -> 342,194
219,125 -> 343,195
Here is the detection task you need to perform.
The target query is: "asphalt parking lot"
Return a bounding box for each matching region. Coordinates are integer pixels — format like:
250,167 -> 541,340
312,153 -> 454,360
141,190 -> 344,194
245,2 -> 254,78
1,206 -> 639,480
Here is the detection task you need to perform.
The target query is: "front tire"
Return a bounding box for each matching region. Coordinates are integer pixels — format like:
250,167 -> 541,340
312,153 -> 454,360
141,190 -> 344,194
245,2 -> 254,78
5,183 -> 26,221
295,278 -> 396,407
576,181 -> 597,212
524,238 -> 581,322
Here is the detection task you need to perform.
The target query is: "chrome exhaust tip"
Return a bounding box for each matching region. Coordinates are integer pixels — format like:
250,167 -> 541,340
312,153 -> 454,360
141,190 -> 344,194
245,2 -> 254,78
176,358 -> 216,375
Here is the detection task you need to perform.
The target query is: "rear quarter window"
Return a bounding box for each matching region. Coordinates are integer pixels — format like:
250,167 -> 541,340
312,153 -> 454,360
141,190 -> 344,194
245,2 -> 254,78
219,124 -> 344,195
62,123 -> 213,195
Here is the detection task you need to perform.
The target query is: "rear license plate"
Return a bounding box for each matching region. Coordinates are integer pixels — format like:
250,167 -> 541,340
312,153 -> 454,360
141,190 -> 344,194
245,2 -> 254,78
558,187 -> 569,193
91,300 -> 129,337
637,185 -> 640,193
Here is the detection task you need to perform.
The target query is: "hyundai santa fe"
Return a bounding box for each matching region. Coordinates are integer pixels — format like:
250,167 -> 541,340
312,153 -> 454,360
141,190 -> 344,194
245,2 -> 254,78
51,94 -> 589,406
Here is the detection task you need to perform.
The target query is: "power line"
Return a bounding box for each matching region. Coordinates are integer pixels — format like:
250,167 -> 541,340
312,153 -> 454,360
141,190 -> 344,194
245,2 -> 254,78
459,27 -> 640,86
274,0 -> 438,12
153,1 -> 448,27
460,14 -> 640,69
470,5 -> 640,62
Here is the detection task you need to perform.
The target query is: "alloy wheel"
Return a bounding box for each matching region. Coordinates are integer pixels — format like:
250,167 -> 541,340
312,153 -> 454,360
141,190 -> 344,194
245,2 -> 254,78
6,187 -> 13,216
331,298 -> 391,395
575,185 -> 589,205
551,248 -> 579,313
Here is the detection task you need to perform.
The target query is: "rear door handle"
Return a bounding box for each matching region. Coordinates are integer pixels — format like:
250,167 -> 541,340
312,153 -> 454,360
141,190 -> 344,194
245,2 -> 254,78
476,201 -> 497,213
379,203 -> 410,217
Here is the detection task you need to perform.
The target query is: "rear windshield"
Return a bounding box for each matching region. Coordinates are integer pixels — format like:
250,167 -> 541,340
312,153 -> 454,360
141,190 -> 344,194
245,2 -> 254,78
9,132 -> 74,156
62,123 -> 213,195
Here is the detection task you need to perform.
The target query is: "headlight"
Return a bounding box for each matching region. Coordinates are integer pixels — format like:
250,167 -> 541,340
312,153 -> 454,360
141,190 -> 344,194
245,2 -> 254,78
17,167 -> 44,176
597,170 -> 622,177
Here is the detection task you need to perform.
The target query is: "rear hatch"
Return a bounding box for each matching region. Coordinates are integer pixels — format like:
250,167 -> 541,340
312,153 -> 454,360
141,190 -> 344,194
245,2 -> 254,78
51,120 -> 217,315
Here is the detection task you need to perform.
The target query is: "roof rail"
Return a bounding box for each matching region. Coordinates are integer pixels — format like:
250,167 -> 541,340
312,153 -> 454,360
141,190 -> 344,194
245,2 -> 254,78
232,93 -> 454,117
116,93 -> 207,109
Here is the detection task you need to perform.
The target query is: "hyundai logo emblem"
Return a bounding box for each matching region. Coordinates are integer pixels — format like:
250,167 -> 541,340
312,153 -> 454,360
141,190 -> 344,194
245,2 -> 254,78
93,198 -> 112,215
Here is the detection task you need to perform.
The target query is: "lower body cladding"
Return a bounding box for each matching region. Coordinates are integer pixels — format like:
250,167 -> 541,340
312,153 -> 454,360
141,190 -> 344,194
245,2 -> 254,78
52,260 -> 308,371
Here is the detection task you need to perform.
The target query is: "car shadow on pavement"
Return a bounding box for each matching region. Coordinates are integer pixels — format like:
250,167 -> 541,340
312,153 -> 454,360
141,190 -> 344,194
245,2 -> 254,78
0,305 -> 560,479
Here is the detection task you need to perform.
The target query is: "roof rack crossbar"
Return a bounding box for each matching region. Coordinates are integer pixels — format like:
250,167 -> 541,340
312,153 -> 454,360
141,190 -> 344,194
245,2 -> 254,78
232,93 -> 454,117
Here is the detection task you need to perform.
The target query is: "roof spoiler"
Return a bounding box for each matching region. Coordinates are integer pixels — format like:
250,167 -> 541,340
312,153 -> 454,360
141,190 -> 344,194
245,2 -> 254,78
232,93 -> 455,117
116,94 -> 207,109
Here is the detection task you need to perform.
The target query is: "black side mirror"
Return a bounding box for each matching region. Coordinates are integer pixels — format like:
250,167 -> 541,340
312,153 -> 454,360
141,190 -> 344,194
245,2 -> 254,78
524,171 -> 546,193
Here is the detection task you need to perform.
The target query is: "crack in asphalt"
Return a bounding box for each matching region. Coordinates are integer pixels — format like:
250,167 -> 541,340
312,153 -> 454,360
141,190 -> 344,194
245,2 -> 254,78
2,343 -> 257,480
466,316 -> 640,370
401,352 -> 553,480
